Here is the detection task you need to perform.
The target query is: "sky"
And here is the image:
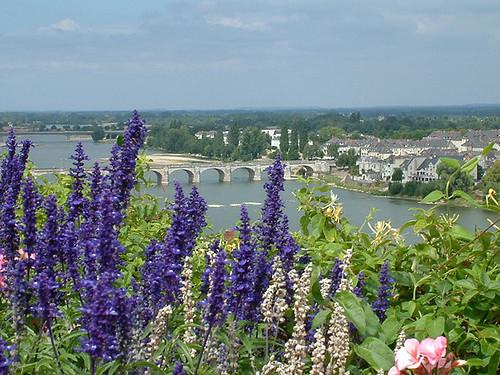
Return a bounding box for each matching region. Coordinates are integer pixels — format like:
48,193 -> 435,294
1,0 -> 500,111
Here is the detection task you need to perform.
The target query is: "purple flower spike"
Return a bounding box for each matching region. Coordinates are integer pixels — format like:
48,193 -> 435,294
95,188 -> 123,280
204,241 -> 228,327
228,205 -> 257,321
353,272 -> 366,299
108,110 -> 147,213
33,195 -> 61,322
258,153 -> 285,252
173,362 -> 186,375
0,338 -> 15,374
81,273 -> 120,362
330,258 -> 344,296
371,261 -> 394,321
67,142 -> 89,222
21,178 -> 39,263
140,183 -> 207,315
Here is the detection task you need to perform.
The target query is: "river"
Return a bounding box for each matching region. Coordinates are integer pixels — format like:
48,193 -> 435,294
5,134 -> 498,238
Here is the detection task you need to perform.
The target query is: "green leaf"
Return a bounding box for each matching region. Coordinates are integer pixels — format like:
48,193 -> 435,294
381,317 -> 403,344
362,300 -> 381,337
461,156 -> 479,173
323,225 -> 337,242
402,301 -> 416,316
312,309 -> 331,330
311,279 -> 325,305
450,225 -> 474,242
126,361 -> 167,374
311,213 -> 326,239
452,190 -> 480,207
354,337 -> 394,370
440,157 -> 461,170
422,190 -> 444,203
116,134 -> 124,146
300,215 -> 310,235
481,142 -> 494,156
336,291 -> 366,336
427,316 -> 445,337
466,357 -> 489,367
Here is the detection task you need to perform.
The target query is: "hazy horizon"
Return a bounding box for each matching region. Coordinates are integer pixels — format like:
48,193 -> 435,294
1,0 -> 500,111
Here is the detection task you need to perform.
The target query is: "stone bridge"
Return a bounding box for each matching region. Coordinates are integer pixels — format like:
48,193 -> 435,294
31,160 -> 336,185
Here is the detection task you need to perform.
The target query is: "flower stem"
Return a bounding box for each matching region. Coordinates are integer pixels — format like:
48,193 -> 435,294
47,319 -> 64,375
194,324 -> 213,375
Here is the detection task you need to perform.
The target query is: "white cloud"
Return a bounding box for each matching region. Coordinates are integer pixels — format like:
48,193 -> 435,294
205,16 -> 269,31
41,18 -> 80,32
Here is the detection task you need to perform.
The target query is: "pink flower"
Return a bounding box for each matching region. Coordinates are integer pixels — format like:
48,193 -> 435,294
17,249 -> 36,261
420,336 -> 447,366
395,339 -> 423,371
0,254 -> 6,289
390,336 -> 464,375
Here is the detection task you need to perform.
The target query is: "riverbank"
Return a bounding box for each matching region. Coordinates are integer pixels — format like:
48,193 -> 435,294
322,175 -> 489,208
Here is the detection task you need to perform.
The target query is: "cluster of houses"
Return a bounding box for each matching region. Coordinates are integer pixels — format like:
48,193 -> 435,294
323,130 -> 500,183
194,127 -> 499,184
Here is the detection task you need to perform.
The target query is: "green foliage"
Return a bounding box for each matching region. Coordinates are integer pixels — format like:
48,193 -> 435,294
482,160 -> 500,193
388,182 -> 403,195
279,124 -> 289,154
391,168 -> 403,182
227,125 -> 240,148
287,126 -> 300,160
238,127 -> 270,161
326,143 -> 339,158
91,126 -> 105,142
296,177 -> 499,374
302,143 -> 324,160
437,161 -> 474,194
336,148 -> 359,174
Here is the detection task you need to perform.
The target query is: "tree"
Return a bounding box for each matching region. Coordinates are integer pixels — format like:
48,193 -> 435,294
349,112 -> 361,122
213,130 -> 225,159
318,126 -> 344,143
336,148 -> 358,169
302,144 -> 324,160
389,182 -> 403,195
228,126 -> 240,148
91,126 -> 105,142
391,168 -> 403,182
437,162 -> 473,193
327,144 -> 339,159
280,125 -> 289,155
482,160 -> 500,192
402,181 -> 419,196
299,126 -> 308,152
238,128 -> 270,161
288,126 -> 300,160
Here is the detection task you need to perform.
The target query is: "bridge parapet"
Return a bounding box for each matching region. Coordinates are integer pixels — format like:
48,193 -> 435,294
31,159 -> 335,185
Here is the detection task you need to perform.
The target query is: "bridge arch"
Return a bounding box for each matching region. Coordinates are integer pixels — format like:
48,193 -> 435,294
231,166 -> 256,182
292,165 -> 314,177
169,168 -> 196,184
200,167 -> 227,183
147,169 -> 163,185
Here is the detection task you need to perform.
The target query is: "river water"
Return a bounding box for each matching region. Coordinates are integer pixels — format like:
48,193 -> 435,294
6,134 -> 498,238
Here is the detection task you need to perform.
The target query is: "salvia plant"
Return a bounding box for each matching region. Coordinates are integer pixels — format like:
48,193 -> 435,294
0,111 -> 498,375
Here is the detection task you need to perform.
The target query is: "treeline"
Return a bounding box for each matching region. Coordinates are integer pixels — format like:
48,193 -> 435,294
3,109 -> 500,142
147,121 -> 270,161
